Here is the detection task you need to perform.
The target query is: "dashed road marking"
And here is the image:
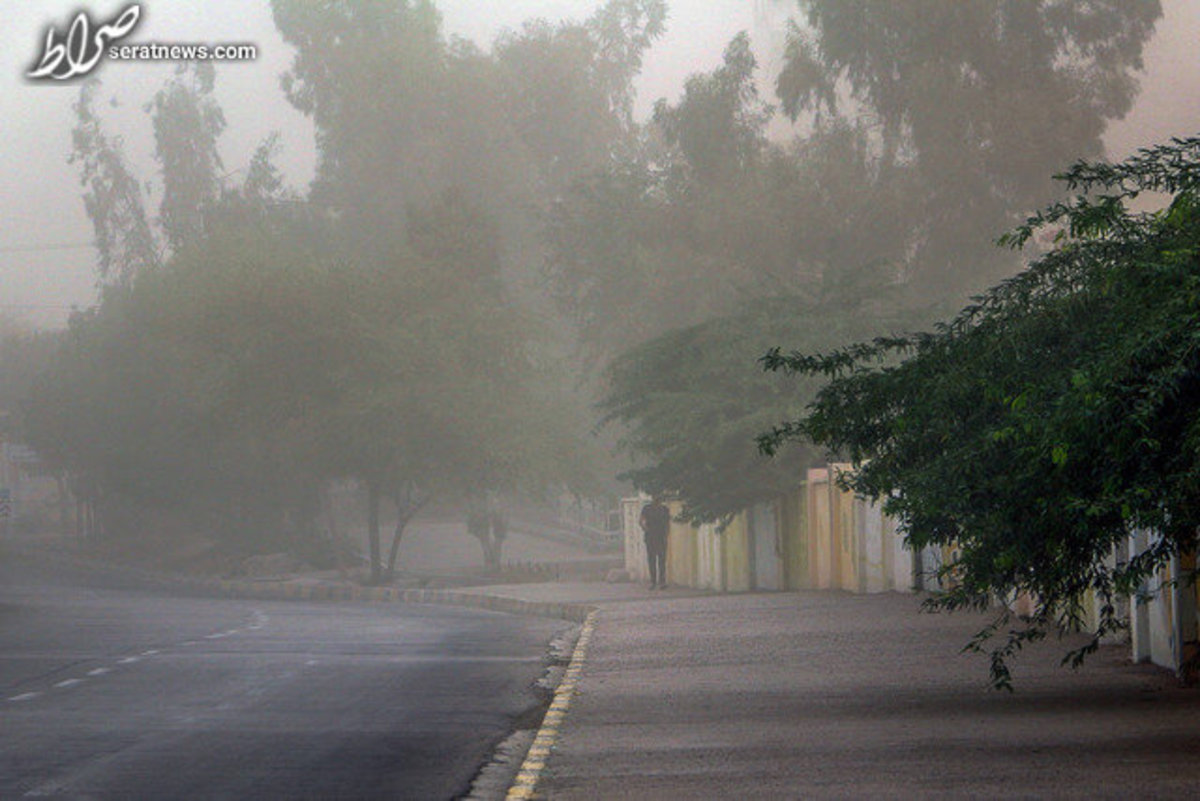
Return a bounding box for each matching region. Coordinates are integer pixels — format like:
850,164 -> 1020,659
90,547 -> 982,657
5,609 -> 271,709
507,609 -> 598,801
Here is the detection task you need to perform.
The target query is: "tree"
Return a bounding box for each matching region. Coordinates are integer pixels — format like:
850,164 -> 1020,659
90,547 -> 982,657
760,136 -> 1200,688
36,0 -> 659,574
146,63 -> 226,253
320,190 -> 551,584
23,211 -> 341,551
494,0 -> 665,192
70,80 -> 160,285
776,0 -> 1162,296
554,42 -> 921,515
652,31 -> 771,186
602,288 -> 914,524
545,33 -> 777,363
546,37 -> 920,365
271,0 -> 663,268
272,0 -> 456,226
271,0 -> 651,575
0,321 -> 69,536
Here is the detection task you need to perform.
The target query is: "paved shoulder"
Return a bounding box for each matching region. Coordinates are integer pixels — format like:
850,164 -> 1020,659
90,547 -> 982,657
537,592 -> 1200,799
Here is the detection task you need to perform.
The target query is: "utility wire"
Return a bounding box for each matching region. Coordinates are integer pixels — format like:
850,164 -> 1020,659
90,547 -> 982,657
0,242 -> 97,254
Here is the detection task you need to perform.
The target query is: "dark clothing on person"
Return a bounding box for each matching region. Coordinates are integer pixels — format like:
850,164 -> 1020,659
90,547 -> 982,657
640,501 -> 670,539
639,500 -> 671,588
645,534 -> 667,588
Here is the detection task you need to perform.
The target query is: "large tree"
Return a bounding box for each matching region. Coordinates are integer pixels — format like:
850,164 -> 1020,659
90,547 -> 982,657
560,48 -> 920,512
30,1 -> 646,573
270,0 -> 663,247
146,63 -> 226,253
602,284 -> 915,523
24,210 -> 338,550
550,2 -> 1161,366
547,34 -> 868,363
70,80 -> 160,285
760,136 -> 1200,688
269,0 -> 660,570
777,0 -> 1162,296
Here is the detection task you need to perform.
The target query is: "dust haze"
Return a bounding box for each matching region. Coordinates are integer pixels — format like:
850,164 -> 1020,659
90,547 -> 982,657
0,0 -> 1197,582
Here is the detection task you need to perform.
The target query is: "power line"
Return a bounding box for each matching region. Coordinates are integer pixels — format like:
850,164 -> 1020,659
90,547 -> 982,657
0,303 -> 85,311
0,241 -> 97,255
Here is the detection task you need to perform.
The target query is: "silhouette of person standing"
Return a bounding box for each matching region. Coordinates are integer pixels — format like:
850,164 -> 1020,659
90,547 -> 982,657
639,495 -> 671,590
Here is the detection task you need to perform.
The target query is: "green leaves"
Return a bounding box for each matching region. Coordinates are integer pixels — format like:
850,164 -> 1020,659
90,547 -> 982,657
765,135 -> 1200,686
1050,445 -> 1069,467
603,291 -> 919,523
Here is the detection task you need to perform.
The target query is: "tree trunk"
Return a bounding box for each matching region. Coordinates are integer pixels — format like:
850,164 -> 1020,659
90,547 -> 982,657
490,511 -> 507,571
367,481 -> 381,585
383,514 -> 407,584
320,485 -> 348,581
467,497 -> 491,572
383,484 -> 429,584
55,472 -> 71,541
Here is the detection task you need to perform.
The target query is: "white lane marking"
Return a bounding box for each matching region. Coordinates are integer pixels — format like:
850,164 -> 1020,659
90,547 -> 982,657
140,649 -> 159,656
86,668 -> 111,677
204,633 -> 226,639
54,679 -> 84,688
24,775 -> 74,797
8,692 -> 40,702
24,780 -> 66,796
305,659 -> 318,666
118,657 -> 140,664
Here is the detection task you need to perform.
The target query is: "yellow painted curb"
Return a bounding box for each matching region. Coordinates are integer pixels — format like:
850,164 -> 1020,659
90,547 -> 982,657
506,609 -> 598,800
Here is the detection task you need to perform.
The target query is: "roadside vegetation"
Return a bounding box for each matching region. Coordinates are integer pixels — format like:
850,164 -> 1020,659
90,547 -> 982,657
5,1 -> 1192,683
761,138 -> 1200,687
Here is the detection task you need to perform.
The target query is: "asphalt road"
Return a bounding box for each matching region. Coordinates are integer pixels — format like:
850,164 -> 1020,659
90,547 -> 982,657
0,554 -> 569,799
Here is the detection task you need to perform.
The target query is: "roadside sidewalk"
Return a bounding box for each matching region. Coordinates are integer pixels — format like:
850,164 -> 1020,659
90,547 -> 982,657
474,583 -> 1200,800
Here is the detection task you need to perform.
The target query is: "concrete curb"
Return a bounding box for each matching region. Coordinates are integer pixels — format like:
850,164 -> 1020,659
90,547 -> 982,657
202,577 -> 598,624
14,545 -> 598,624
507,608 -> 599,800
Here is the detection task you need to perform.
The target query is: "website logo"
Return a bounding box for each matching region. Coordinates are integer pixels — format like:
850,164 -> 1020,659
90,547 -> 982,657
28,4 -> 142,81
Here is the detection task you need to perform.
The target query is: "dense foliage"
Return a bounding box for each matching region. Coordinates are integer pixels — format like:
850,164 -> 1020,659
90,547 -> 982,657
760,137 -> 1200,687
575,1 -> 1159,522
602,284 -> 916,524
15,1 -> 1173,589
779,0 -> 1162,295
22,1 -> 666,578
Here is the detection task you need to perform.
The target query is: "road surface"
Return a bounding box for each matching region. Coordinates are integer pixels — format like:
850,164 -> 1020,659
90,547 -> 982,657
0,554 -> 568,799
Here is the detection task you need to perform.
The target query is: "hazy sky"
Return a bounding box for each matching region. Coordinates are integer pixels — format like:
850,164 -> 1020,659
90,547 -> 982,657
1,0 -> 1197,329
